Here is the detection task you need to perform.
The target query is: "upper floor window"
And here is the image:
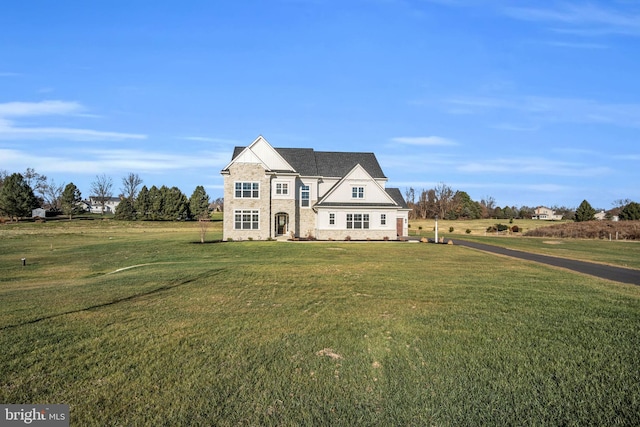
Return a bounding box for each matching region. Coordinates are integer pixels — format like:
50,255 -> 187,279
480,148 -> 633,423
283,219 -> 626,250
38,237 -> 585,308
235,182 -> 259,198
301,185 -> 310,207
352,186 -> 365,199
275,182 -> 289,195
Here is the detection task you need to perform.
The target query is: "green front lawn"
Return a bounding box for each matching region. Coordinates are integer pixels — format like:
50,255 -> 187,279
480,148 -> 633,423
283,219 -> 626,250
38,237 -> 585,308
1,221 -> 639,425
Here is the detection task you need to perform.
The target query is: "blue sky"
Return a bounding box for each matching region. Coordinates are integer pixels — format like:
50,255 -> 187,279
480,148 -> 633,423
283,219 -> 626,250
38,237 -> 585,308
1,0 -> 639,209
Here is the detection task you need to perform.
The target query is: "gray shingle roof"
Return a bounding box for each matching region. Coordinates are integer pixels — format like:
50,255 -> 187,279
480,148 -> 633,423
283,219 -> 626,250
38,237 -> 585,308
229,146 -> 387,179
385,188 -> 408,209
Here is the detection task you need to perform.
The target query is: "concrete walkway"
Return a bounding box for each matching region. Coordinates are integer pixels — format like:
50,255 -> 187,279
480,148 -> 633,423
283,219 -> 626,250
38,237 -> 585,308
452,239 -> 640,286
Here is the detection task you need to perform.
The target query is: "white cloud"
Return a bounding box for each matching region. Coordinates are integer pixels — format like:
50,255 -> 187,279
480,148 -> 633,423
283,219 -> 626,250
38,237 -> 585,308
546,41 -> 607,49
503,3 -> 640,37
0,125 -> 146,141
0,100 -> 146,141
0,100 -> 83,117
612,153 -> 640,161
0,148 -> 229,175
180,136 -> 242,144
445,95 -> 640,128
457,157 -> 612,177
391,136 -> 458,146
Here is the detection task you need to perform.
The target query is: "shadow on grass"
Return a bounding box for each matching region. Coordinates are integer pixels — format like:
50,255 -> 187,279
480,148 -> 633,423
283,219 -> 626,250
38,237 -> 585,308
1,269 -> 225,331
189,240 -> 224,244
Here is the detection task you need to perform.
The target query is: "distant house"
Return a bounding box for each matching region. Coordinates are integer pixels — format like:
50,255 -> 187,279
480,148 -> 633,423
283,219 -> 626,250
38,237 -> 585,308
531,206 -> 563,220
209,202 -> 223,212
77,200 -> 91,212
595,210 -> 619,221
221,136 -> 409,241
89,197 -> 121,214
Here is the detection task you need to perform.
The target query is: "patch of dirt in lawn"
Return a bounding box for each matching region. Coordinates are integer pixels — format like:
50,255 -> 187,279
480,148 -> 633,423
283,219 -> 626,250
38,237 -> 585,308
316,348 -> 343,360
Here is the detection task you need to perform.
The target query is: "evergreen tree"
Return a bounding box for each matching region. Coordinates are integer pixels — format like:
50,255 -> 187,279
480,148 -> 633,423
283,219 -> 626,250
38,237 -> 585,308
135,186 -> 150,220
574,199 -> 596,222
619,201 -> 640,220
148,186 -> 163,220
189,185 -> 210,219
114,198 -> 135,220
61,182 -> 82,219
451,191 -> 481,219
0,173 -> 39,221
161,186 -> 189,220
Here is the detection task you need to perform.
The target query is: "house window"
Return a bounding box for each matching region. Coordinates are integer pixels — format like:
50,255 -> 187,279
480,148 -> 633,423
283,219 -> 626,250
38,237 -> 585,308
235,182 -> 259,198
275,182 -> 289,195
381,214 -> 386,225
329,213 -> 335,225
352,186 -> 364,199
346,213 -> 369,229
300,185 -> 310,207
234,210 -> 259,230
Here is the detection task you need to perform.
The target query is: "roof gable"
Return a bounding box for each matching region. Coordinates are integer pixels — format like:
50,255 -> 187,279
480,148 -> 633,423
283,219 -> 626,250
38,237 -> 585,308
223,137 -> 388,180
317,164 -> 397,207
224,136 -> 295,172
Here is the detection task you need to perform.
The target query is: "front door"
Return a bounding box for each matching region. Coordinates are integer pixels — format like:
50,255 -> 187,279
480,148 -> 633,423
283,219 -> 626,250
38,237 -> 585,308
397,218 -> 404,237
275,213 -> 288,235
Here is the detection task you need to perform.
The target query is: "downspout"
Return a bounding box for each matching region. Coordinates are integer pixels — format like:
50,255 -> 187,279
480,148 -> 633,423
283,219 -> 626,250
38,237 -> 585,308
269,175 -> 273,239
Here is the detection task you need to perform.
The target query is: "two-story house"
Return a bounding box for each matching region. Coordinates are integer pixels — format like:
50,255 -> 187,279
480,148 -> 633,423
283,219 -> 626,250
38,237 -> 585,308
89,197 -> 121,214
221,136 -> 409,241
531,206 -> 563,220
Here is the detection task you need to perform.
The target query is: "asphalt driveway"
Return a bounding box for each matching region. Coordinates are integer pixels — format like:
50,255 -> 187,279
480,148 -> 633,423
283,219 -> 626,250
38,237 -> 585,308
451,239 -> 640,286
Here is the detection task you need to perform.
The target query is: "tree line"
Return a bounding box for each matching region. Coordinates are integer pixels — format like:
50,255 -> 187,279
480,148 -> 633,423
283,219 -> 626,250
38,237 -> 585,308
404,183 -> 640,221
0,169 -> 223,222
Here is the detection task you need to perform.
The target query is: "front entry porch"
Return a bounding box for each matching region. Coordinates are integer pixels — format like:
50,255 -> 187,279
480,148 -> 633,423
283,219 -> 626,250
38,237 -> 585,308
274,212 -> 289,237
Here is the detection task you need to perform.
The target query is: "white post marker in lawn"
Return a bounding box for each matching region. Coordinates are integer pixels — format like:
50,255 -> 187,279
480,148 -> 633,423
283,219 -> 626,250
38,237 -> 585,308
434,215 -> 438,244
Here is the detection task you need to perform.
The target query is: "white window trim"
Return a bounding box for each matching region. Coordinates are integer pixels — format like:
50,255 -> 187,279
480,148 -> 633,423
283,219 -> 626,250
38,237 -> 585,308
300,185 -> 310,208
234,181 -> 260,199
351,186 -> 365,199
233,209 -> 260,230
274,181 -> 289,196
346,213 -> 369,229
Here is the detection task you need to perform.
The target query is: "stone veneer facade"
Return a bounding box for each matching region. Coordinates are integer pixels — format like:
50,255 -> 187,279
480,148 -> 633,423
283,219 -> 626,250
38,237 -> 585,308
223,163 -> 317,241
223,163 -> 271,241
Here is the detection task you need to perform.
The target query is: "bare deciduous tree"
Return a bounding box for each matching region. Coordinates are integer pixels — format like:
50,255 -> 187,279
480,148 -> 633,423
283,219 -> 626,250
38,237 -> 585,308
23,168 -> 48,202
121,172 -> 143,201
404,187 -> 416,219
90,174 -> 114,214
434,182 -> 454,219
480,195 -> 496,219
198,215 -> 209,243
43,179 -> 64,211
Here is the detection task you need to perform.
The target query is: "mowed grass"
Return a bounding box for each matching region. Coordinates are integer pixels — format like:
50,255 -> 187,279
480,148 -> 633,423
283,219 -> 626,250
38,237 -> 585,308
1,221 -> 639,426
